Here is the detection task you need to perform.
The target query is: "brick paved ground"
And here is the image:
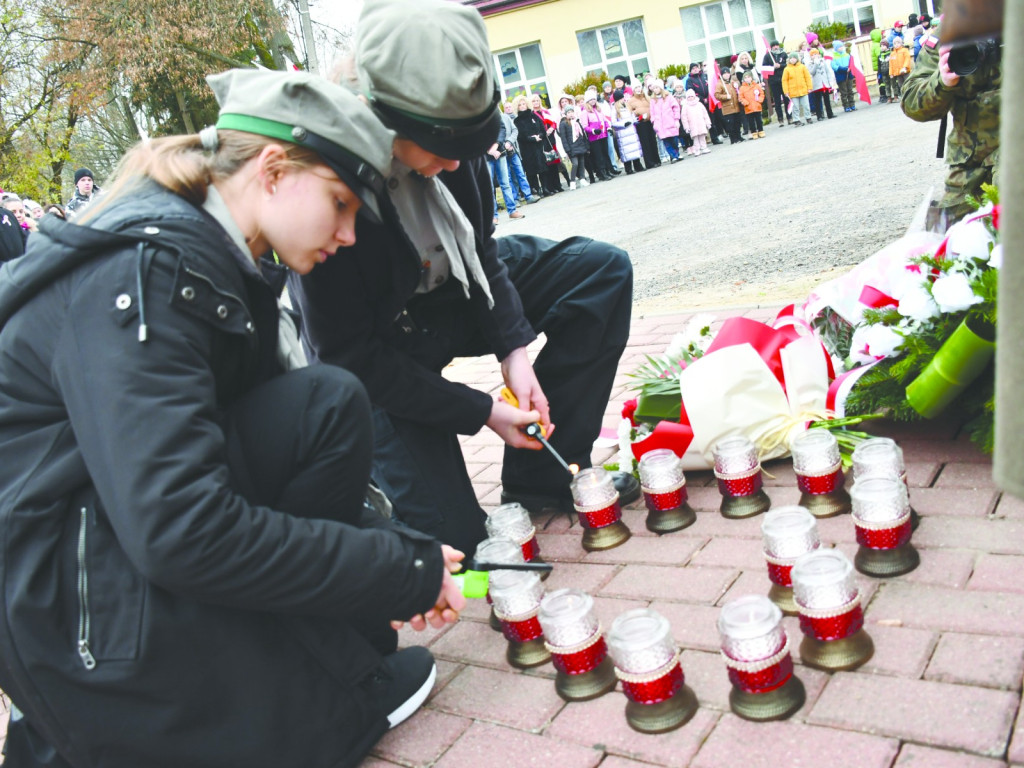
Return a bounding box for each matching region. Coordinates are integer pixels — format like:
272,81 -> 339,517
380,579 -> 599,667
370,306 -> 1023,768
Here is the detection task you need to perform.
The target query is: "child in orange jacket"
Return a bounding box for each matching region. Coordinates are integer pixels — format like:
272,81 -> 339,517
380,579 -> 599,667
782,52 -> 813,125
888,37 -> 913,103
738,71 -> 766,138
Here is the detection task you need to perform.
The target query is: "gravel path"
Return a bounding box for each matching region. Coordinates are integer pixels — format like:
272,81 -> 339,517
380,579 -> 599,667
500,100 -> 949,315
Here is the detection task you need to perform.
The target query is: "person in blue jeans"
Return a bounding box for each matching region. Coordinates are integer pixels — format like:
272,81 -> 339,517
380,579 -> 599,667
487,148 -> 524,224
500,108 -> 538,205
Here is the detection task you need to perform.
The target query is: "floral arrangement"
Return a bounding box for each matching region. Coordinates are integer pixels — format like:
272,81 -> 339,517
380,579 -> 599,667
611,188 -> 1000,474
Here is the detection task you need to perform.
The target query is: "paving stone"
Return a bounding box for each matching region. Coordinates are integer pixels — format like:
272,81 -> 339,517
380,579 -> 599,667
907,461 -> 943,488
429,659 -> 463,700
832,543 -> 975,590
370,707 -> 472,767
1009,703 -> 1024,763
534,532 -> 586,562
716,569 -> 773,606
358,758 -> 402,767
926,633 -> 1024,690
591,596 -> 650,633
472,462 -> 503,485
893,744 -> 1008,768
995,494 -> 1024,519
476,485 -> 502,506
869,418 -> 962,442
968,555 -> 1024,594
600,564 -> 737,604
935,463 -> 1000,490
913,518 -> 1024,556
598,757 -> 672,768
854,624 -> 938,679
691,712 -> 899,768
813,515 -> 859,545
619,507 -> 663,537
584,532 -> 706,565
429,665 -> 564,732
910,488 -> 999,517
808,672 -> 1018,756
429,619 -> 513,669
897,439 -> 993,464
546,690 -> 720,768
868,582 -> 1024,636
433,721 -> 603,768
688,536 -> 767,570
542,562 -> 619,595
397,620 -> 453,650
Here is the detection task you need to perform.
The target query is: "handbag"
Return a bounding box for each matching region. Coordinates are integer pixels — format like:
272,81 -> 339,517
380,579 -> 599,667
542,137 -> 561,165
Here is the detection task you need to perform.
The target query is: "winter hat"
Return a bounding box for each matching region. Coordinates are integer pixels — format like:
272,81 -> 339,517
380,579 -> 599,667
685,89 -> 696,98
74,168 -> 94,185
834,41 -> 846,51
908,13 -> 919,27
880,38 -> 889,47
787,52 -> 799,62
563,105 -> 575,114
613,74 -> 630,84
613,88 -> 625,101
585,89 -> 598,103
602,80 -> 612,89
770,40 -> 781,47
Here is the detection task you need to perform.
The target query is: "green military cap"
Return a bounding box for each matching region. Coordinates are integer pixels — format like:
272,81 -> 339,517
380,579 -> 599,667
355,0 -> 501,161
206,68 -> 393,223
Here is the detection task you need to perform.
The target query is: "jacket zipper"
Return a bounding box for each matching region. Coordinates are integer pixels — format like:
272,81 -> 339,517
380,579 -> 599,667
76,507 -> 96,670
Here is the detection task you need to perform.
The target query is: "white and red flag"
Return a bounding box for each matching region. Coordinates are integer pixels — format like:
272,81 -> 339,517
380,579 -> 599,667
756,33 -> 775,81
848,43 -> 873,105
708,59 -> 721,111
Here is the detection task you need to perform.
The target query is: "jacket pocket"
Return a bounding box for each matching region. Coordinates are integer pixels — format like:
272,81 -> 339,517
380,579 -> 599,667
75,503 -> 146,668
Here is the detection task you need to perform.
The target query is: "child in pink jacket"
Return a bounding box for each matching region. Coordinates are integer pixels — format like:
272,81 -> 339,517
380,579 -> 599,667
648,79 -> 682,163
680,89 -> 712,155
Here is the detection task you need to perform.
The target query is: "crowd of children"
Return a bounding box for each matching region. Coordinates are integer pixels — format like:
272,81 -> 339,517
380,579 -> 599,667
490,12 -> 926,213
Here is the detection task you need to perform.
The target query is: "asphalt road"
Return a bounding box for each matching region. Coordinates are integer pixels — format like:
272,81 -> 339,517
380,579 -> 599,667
498,100 -> 950,315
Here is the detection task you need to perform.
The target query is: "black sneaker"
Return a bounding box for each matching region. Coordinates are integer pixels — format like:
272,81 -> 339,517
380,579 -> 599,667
368,647 -> 437,729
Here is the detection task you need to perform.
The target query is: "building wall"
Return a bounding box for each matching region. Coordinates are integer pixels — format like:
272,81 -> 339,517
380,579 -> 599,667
480,0 -> 920,98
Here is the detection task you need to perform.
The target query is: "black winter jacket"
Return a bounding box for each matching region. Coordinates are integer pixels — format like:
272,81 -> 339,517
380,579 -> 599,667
0,183 -> 443,767
289,158 -> 537,436
0,206 -> 25,262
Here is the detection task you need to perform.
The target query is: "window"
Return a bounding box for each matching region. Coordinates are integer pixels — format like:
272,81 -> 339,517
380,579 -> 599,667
680,0 -> 777,68
810,0 -> 877,37
493,43 -> 551,107
576,18 -> 651,81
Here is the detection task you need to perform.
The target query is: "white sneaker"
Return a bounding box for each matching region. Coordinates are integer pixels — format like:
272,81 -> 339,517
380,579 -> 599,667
700,148 -> 711,155
569,181 -> 577,190
579,178 -> 589,187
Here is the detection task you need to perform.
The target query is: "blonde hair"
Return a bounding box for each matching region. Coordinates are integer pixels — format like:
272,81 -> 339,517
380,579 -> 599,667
81,130 -> 321,223
514,95 -> 529,110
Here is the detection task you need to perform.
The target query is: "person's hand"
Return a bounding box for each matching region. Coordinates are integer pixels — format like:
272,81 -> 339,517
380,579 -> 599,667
391,545 -> 467,631
937,47 -> 960,87
501,346 -> 551,431
505,141 -> 515,152
487,143 -> 501,159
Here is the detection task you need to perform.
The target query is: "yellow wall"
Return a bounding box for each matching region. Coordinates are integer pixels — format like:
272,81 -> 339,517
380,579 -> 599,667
482,0 -> 920,96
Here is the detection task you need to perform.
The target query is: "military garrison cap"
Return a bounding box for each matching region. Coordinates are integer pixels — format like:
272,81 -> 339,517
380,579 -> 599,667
207,68 -> 393,223
355,0 -> 501,161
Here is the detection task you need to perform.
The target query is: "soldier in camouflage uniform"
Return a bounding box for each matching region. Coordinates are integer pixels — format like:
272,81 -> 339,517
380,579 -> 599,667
901,31 -> 1001,224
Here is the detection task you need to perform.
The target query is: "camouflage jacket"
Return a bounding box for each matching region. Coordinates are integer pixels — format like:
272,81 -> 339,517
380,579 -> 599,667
901,34 -> 1000,168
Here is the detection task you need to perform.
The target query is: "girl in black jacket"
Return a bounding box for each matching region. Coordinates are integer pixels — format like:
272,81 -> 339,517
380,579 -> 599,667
0,68 -> 462,768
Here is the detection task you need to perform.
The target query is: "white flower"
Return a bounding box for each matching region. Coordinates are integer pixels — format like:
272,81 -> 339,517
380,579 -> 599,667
664,332 -> 690,361
616,418 -> 635,472
850,324 -> 903,365
931,272 -> 983,313
945,219 -> 995,262
897,283 -> 940,323
989,244 -> 1003,270
664,314 -> 717,359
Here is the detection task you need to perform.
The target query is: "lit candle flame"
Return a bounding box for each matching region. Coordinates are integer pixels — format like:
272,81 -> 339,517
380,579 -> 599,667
568,464 -> 580,475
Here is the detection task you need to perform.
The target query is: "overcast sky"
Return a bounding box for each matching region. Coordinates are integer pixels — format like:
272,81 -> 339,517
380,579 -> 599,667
309,0 -> 363,34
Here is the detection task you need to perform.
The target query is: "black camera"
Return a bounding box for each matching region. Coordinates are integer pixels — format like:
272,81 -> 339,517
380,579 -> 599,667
947,38 -> 1001,76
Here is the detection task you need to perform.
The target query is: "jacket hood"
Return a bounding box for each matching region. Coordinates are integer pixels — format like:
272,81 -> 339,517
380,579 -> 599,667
871,29 -> 882,43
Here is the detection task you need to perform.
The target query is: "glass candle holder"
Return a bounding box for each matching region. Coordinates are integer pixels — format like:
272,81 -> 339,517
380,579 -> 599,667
571,467 -> 631,551
489,569 -> 545,619
718,595 -> 785,662
607,608 -> 676,674
761,507 -> 820,560
851,438 -> 905,482
486,502 -> 541,562
475,536 -> 525,567
791,429 -> 841,475
713,435 -> 771,518
850,477 -> 910,525
791,549 -> 857,611
713,435 -> 759,475
571,467 -> 618,509
638,449 -> 695,533
538,588 -> 616,701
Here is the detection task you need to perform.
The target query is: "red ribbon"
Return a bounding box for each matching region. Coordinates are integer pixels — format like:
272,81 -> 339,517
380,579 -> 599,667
796,467 -> 843,495
521,537 -> 540,561
856,519 -> 912,550
577,502 -> 622,529
501,614 -> 543,643
718,472 -> 763,498
727,654 -> 794,694
859,285 -> 899,309
643,487 -> 687,512
632,422 -> 695,463
551,637 -> 609,676
799,604 -> 864,642
766,561 -> 793,587
621,662 -> 685,705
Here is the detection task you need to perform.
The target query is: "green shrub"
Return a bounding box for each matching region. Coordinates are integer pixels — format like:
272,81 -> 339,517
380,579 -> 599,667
562,71 -> 610,97
657,63 -> 690,81
807,20 -> 850,46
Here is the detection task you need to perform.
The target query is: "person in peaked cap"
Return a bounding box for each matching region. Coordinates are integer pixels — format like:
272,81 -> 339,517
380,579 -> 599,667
289,0 -> 638,562
0,67 -> 464,768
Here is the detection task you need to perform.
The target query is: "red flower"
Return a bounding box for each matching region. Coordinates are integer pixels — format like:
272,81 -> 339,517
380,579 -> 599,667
992,204 -> 1001,231
622,398 -> 639,427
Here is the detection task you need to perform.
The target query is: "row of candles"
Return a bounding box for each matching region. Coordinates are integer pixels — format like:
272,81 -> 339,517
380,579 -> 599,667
480,430 -> 919,730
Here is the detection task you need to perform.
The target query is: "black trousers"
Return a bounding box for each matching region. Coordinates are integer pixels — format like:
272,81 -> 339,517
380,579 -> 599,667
768,79 -> 790,122
4,366 -> 398,768
589,140 -> 612,178
371,235 -> 633,557
635,120 -> 661,168
723,113 -> 742,142
744,112 -> 764,132
810,90 -> 834,119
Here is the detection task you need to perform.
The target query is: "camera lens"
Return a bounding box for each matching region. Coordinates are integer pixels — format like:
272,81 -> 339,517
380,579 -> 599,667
947,44 -> 982,76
